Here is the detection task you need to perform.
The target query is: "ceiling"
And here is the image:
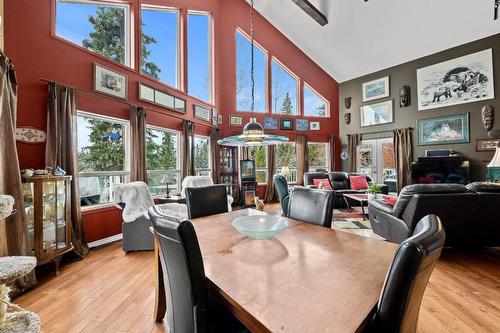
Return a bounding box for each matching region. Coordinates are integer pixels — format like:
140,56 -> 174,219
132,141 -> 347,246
250,0 -> 500,82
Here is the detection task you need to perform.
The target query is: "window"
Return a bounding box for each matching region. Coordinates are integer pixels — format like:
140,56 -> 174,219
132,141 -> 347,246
141,7 -> 180,88
77,112 -> 129,207
188,12 -> 212,103
271,59 -> 298,115
56,0 -> 130,66
304,84 -> 328,117
194,135 -> 211,176
247,146 -> 267,184
275,143 -> 297,183
236,30 -> 267,112
308,142 -> 329,171
146,126 -> 180,195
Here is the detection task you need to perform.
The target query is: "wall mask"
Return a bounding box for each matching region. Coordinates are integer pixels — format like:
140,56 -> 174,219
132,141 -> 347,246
400,86 -> 410,107
344,97 -> 351,109
344,113 -> 351,125
482,105 -> 494,132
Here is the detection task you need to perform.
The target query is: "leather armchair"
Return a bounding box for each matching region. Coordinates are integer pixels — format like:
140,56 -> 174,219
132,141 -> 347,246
287,187 -> 335,228
185,184 -> 228,219
274,174 -> 290,216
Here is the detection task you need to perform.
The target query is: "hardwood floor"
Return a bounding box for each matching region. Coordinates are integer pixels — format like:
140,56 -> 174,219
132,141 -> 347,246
15,204 -> 500,333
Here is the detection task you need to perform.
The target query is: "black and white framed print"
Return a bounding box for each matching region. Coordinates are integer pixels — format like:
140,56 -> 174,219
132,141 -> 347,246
362,76 -> 390,102
193,104 -> 211,122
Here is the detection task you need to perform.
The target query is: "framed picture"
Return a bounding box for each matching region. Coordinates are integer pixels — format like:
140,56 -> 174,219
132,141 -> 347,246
230,115 -> 243,126
280,118 -> 293,130
174,97 -> 186,113
296,119 -> 309,131
417,49 -> 495,111
360,100 -> 394,127
217,114 -> 223,124
417,113 -> 470,146
138,83 -> 186,114
362,76 -> 389,102
476,138 -> 500,152
264,117 -> 277,130
193,104 -> 211,122
155,90 -> 175,109
244,190 -> 256,207
138,83 -> 154,103
310,121 -> 320,131
94,63 -> 128,100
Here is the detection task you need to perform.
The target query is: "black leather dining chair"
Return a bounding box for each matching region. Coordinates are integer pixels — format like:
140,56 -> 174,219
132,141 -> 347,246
185,184 -> 228,219
363,214 -> 445,333
287,187 -> 335,228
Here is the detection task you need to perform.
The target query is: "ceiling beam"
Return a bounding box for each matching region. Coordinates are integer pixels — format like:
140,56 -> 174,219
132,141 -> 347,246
290,0 -> 328,26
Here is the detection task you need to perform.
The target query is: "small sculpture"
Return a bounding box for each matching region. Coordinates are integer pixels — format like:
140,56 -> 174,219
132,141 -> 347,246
254,196 -> 264,211
344,97 -> 351,109
482,105 -> 494,131
344,113 -> 351,125
400,86 -> 410,107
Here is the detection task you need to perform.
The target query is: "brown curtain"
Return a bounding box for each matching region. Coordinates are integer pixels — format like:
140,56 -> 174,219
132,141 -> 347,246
347,134 -> 360,172
210,127 -> 221,183
241,146 -> 250,160
264,145 -> 277,202
394,128 -> 413,193
329,135 -> 336,171
182,120 -> 195,178
295,135 -> 308,186
130,106 -> 147,182
46,82 -> 88,258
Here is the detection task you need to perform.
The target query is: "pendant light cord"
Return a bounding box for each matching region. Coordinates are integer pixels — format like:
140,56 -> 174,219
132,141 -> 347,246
250,0 -> 255,112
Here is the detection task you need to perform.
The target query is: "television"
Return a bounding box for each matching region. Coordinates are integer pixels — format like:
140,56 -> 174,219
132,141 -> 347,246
240,159 -> 256,182
411,158 -> 470,185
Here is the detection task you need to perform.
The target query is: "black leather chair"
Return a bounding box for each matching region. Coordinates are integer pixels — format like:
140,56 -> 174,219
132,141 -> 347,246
287,187 -> 335,228
185,184 -> 228,219
364,214 -> 445,333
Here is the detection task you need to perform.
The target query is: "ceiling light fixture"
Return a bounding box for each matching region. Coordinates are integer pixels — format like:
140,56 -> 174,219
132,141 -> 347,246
495,0 -> 499,20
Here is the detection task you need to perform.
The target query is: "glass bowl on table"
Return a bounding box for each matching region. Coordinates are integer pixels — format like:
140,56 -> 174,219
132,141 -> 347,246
231,215 -> 289,240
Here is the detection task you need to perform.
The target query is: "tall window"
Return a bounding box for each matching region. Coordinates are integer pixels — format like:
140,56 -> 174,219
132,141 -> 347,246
247,146 -> 267,184
146,126 -> 180,195
188,12 -> 212,103
194,135 -> 211,176
304,84 -> 328,117
275,143 -> 297,183
308,142 -> 329,171
56,0 -> 130,66
141,7 -> 179,88
272,59 -> 298,115
77,112 -> 129,207
236,30 -> 267,112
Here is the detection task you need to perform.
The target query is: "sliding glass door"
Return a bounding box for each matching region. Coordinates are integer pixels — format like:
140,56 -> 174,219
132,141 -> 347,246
357,138 -> 396,190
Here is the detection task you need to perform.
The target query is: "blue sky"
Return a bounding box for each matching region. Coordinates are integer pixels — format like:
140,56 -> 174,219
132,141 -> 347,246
271,60 -> 298,115
303,85 -> 327,116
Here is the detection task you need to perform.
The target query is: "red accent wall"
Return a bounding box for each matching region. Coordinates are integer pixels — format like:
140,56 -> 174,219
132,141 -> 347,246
5,0 -> 339,243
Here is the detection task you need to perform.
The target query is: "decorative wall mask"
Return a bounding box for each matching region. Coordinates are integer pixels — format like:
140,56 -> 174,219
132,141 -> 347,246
400,85 -> 411,107
344,97 -> 352,109
481,105 -> 494,131
344,113 -> 351,125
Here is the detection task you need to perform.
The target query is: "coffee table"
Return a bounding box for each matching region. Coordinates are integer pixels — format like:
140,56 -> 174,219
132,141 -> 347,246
342,193 -> 369,220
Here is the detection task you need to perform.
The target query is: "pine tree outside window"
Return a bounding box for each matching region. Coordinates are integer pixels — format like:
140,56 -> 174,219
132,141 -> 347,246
194,135 -> 211,176
308,142 -> 329,172
304,84 -> 329,117
271,58 -> 298,115
275,143 -> 297,183
247,146 -> 267,184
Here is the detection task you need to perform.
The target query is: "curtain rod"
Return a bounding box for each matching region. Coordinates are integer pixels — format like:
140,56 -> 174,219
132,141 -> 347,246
39,78 -> 214,129
349,127 -> 414,137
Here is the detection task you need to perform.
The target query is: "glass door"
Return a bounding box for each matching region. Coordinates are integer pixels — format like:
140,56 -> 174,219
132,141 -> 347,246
357,138 -> 396,190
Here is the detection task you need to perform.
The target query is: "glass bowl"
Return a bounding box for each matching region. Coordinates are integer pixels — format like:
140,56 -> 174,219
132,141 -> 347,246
231,215 -> 289,240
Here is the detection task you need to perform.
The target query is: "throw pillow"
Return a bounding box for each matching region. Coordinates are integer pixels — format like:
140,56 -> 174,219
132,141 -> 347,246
313,178 -> 333,190
349,175 -> 368,190
383,195 -> 398,206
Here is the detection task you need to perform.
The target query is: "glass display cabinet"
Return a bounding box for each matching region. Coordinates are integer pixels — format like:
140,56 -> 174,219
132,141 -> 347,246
22,175 -> 73,274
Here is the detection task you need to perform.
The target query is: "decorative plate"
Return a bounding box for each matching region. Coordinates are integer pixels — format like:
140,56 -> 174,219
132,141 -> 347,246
340,151 -> 349,160
16,127 -> 47,143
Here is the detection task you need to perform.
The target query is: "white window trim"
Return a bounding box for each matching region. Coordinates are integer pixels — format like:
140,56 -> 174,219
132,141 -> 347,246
271,56 -> 300,116
308,142 -> 330,172
194,134 -> 211,176
303,83 -> 330,118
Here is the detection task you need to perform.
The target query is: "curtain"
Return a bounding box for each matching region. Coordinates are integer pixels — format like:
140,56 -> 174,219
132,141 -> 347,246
130,106 -> 147,182
46,82 -> 88,258
347,134 -> 360,173
329,135 -> 336,171
210,127 -> 221,183
295,135 -> 308,186
394,128 -> 413,193
182,120 -> 195,178
241,147 -> 250,160
264,145 -> 277,202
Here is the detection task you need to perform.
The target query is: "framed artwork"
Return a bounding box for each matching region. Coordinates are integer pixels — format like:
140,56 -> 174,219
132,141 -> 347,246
93,63 -> 127,100
417,49 -> 495,111
476,138 -> 500,152
296,119 -> 309,131
138,83 -> 154,103
230,115 -> 243,126
155,90 -> 175,109
193,104 -> 211,122
362,76 -> 390,102
280,118 -> 293,130
174,97 -> 186,113
310,121 -> 320,131
138,83 -> 186,113
244,190 -> 256,207
217,114 -> 223,124
360,100 -> 394,127
417,113 -> 470,146
264,117 -> 277,130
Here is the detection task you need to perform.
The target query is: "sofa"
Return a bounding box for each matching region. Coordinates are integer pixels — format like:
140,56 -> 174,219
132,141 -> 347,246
303,171 -> 389,208
368,182 -> 500,247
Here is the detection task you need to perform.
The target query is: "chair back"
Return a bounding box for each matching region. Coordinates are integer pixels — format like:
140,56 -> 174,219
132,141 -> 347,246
185,184 -> 228,219
181,176 -> 214,198
273,174 -> 290,216
149,206 -> 207,333
367,214 -> 445,333
287,187 -> 334,228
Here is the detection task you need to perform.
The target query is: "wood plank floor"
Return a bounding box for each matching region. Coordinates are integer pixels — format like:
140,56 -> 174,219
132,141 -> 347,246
15,205 -> 500,333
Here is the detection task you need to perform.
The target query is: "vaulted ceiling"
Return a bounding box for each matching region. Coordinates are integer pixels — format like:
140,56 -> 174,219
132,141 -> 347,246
250,0 -> 500,82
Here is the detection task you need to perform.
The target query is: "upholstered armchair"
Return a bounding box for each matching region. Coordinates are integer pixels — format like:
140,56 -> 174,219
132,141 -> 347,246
273,174 -> 290,216
181,176 -> 233,211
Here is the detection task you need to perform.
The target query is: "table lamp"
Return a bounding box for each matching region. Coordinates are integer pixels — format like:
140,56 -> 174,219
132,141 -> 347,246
487,142 -> 500,182
281,166 -> 290,177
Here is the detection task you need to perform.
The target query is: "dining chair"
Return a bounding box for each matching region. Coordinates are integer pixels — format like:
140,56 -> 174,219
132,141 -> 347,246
273,174 -> 290,216
185,184 -> 228,219
363,214 -> 445,333
287,187 -> 335,228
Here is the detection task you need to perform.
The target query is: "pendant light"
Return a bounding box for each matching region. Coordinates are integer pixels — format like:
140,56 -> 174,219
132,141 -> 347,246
217,0 -> 288,147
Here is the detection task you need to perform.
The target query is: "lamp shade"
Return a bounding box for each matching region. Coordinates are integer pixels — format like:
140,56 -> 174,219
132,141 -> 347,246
488,143 -> 500,167
217,118 -> 289,147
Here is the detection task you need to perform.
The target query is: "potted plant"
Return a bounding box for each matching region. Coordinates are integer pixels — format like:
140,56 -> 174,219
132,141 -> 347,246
367,183 -> 382,201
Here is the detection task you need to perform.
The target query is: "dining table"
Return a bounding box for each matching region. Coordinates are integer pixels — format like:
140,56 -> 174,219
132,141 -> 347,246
153,208 -> 398,332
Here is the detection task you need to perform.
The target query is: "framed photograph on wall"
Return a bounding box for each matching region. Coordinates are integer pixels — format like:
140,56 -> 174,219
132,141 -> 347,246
264,117 -> 277,130
476,138 -> 500,152
138,83 -> 154,103
94,63 -> 128,100
280,118 -> 293,130
360,100 -> 394,127
310,121 -> 320,131
155,90 -> 175,109
230,115 -> 243,126
193,104 -> 211,122
417,113 -> 470,146
362,76 -> 390,102
296,119 -> 309,131
217,114 -> 223,124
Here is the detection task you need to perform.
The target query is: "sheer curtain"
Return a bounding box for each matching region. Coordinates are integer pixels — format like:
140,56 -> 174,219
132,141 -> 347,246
394,128 -> 413,193
296,135 -> 308,186
264,145 -> 277,202
347,134 -> 360,173
130,105 -> 147,182
182,120 -> 196,178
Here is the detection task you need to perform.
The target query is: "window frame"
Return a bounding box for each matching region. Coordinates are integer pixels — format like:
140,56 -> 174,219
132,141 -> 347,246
303,83 -> 330,118
271,56 -> 300,116
275,142 -> 298,184
307,142 -> 330,172
194,134 -> 212,176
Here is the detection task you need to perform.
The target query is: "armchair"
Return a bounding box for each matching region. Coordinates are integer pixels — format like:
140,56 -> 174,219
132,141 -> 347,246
181,175 -> 233,211
273,174 -> 290,216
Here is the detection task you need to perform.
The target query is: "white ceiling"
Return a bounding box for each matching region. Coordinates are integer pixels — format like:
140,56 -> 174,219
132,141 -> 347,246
250,0 -> 500,82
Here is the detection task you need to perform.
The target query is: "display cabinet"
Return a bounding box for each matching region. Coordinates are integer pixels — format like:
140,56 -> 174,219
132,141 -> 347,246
22,175 -> 73,274
219,146 -> 239,200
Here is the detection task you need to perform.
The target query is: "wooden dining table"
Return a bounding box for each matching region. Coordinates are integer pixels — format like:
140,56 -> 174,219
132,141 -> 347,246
153,209 -> 398,332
